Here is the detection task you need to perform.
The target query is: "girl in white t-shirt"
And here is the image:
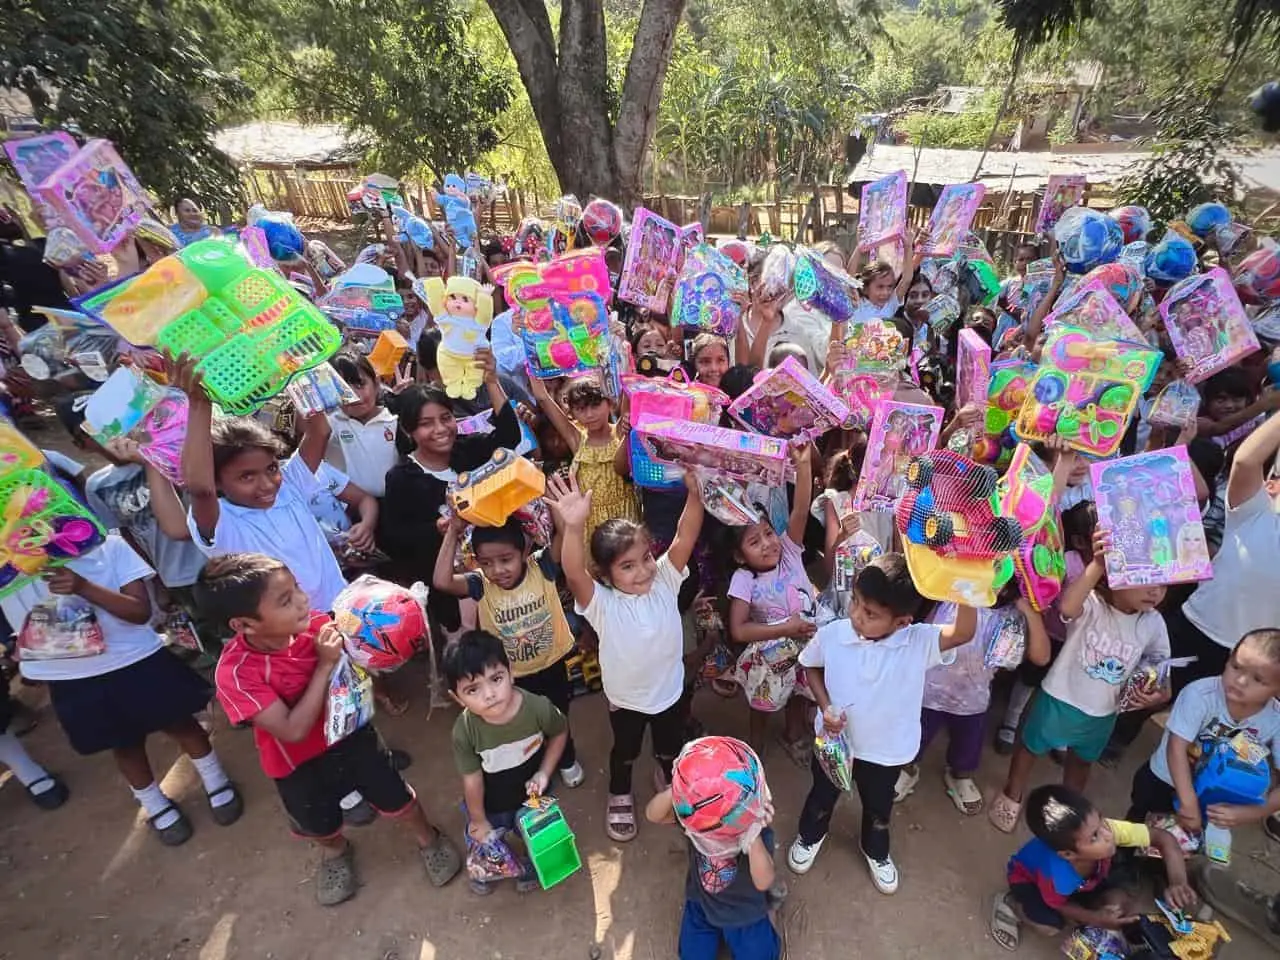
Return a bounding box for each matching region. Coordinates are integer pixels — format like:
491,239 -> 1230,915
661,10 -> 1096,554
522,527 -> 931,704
846,230 -> 922,325
547,470 -> 704,844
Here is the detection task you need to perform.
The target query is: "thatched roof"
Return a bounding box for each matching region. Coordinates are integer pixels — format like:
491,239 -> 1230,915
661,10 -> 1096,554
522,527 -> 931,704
214,120 -> 367,167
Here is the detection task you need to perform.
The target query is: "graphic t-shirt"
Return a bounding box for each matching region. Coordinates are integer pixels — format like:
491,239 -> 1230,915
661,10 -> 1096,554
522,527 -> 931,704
85,464 -> 206,588
451,691 -> 567,814
1148,676 -> 1280,786
465,551 -> 574,678
727,535 -> 815,625
1008,820 -> 1149,908
684,828 -> 774,929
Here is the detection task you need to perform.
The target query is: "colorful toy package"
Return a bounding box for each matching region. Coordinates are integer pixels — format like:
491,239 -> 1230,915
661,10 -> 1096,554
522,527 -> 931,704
35,139 -> 149,254
982,607 -> 1028,669
1045,280 -> 1144,342
670,242 -> 747,336
671,736 -> 771,858
997,444 -> 1067,612
16,595 -> 106,661
75,238 -> 342,416
814,730 -> 854,792
82,366 -> 189,483
636,418 -> 792,487
622,371 -> 727,425
1091,447 -> 1212,588
851,400 -> 944,512
1160,267 -> 1260,383
955,328 -> 991,410
924,294 -> 961,334
1014,326 -> 1160,457
284,362 -> 359,416
791,247 -> 861,324
316,285 -> 404,333
464,827 -> 524,883
324,652 -> 374,745
857,170 -> 908,251
1147,379 -> 1201,429
3,132 -> 79,229
618,207 -> 684,312
728,355 -> 850,442
1034,174 -> 1087,235
920,183 -> 986,258
331,575 -> 428,672
974,360 -> 1037,468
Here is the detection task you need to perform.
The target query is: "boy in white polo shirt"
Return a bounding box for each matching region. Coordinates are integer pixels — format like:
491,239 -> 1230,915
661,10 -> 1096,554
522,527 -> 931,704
788,554 -> 977,895
326,353 -> 400,499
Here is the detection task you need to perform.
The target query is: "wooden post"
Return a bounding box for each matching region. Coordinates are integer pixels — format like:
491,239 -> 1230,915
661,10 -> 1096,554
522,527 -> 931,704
737,202 -> 750,239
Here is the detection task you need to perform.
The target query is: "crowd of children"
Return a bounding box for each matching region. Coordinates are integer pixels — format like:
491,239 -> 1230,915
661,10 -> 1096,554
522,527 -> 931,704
1,180 -> 1280,960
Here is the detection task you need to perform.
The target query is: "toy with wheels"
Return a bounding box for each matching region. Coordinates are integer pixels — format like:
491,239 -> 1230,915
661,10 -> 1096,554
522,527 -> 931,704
1192,736 -> 1270,809
331,575 -> 428,672
670,736 -> 771,858
900,539 -> 1009,607
448,450 -> 546,527
518,796 -> 582,889
1108,205 -> 1152,245
1054,207 -> 1124,275
1145,233 -> 1197,285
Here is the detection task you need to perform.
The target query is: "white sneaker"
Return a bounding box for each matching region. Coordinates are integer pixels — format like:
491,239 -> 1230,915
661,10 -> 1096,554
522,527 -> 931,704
864,852 -> 899,894
560,761 -> 585,788
787,836 -> 825,874
893,765 -> 919,803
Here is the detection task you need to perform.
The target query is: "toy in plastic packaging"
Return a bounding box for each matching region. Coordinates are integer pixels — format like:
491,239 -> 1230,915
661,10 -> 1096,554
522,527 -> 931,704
829,321 -> 906,428
582,197 -> 623,247
34,139 -> 149,253
814,730 -> 854,792
518,795 -> 582,889
159,608 -> 202,652
955,328 -> 991,411
418,276 -> 494,397
982,607 -> 1028,669
923,294 -> 961,334
920,183 -> 986,258
1034,174 -> 1086,235
1143,812 -> 1201,858
1160,267 -> 1259,383
1061,925 -> 1127,960
324,652 -> 374,745
76,238 -> 342,416
728,356 -> 851,442
832,528 -> 883,598
973,360 -> 1036,468
670,736 -> 772,858
636,418 -> 792,487
733,637 -> 805,712
1046,280 -> 1144,342
285,362 -> 359,416
1147,380 -> 1200,429
670,243 -> 747,336
432,173 -> 478,250
758,245 -> 797,299
1055,206 -> 1125,275
1109,205 -> 1152,245
618,207 -> 684,312
997,444 -> 1067,611
851,400 -> 944,512
623,369 -> 727,425
331,575 -> 428,673
1014,326 -> 1160,458
449,449 -> 546,527
791,247 -> 861,324
82,366 -> 189,484
3,132 -> 80,229
1117,656 -> 1195,712
680,221 -> 705,248
690,466 -> 764,526
317,283 -> 404,333
16,596 -> 105,661
465,826 -> 525,883
1233,239 -> 1280,305
857,170 -> 908,251
1145,232 -> 1198,285
1091,447 -> 1212,587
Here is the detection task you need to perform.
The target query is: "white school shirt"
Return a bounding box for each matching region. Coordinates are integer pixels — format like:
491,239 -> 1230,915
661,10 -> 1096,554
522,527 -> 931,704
1041,591 -> 1170,718
798,618 -> 950,766
847,294 -> 901,325
577,555 -> 688,714
1148,676 -> 1280,786
1,535 -> 164,682
1185,487 -> 1280,650
324,408 -> 399,498
186,453 -> 348,610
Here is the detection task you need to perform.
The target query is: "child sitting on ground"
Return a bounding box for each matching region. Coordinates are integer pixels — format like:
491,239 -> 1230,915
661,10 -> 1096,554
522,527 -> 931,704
989,784 -> 1195,951
444,630 -> 568,896
200,553 -> 460,906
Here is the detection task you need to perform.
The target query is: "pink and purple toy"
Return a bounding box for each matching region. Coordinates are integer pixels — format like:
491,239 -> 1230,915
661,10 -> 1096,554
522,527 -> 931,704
955,328 -> 991,411
920,183 -> 986,258
728,355 -> 851,443
1160,267 -> 1259,383
997,443 -> 1067,612
1044,279 -> 1144,342
857,170 -> 908,251
670,243 -> 747,336
618,207 -> 684,313
851,400 -> 944,512
1035,175 -> 1087,235
637,418 -> 792,487
35,139 -> 149,254
791,247 -> 861,324
3,132 -> 79,229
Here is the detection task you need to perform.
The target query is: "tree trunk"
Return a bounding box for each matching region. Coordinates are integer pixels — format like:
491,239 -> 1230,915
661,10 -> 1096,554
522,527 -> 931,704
971,44 -> 1024,183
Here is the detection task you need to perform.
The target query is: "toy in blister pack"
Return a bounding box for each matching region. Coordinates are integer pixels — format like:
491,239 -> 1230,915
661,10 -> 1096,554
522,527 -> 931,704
465,826 -> 525,883
670,737 -> 772,858
1147,379 -> 1201,429
857,170 -> 908,251
998,444 -> 1066,612
727,356 -> 851,442
284,362 -> 359,416
1160,267 -> 1259,383
77,238 -> 342,415
814,730 -> 854,792
4,132 -> 80,229
16,596 -> 105,661
331,575 -> 428,673
82,366 -> 189,483
618,207 -> 684,312
324,652 -> 375,745
1045,280 -> 1144,342
637,418 -> 792,487
851,400 -> 944,512
924,294 -> 961,333
832,528 -> 883,596
920,257 -> 962,297
982,607 -> 1028,669
159,608 -> 202,652
1034,174 -> 1087,235
1014,326 -> 1160,457
317,284 -> 404,333
449,449 -> 546,527
955,328 -> 991,411
670,243 -> 747,336
690,466 -> 765,526
34,139 -> 150,253
791,247 -> 862,323
1091,447 -> 1212,588
920,183 -> 986,258
973,360 -> 1036,468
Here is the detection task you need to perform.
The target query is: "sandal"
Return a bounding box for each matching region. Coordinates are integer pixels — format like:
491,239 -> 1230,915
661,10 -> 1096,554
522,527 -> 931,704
710,678 -> 738,698
206,781 -> 244,826
25,774 -> 68,811
419,831 -> 463,887
315,844 -> 358,906
148,803 -> 193,847
944,772 -> 984,816
988,792 -> 1022,834
606,793 -> 637,842
989,891 -> 1021,951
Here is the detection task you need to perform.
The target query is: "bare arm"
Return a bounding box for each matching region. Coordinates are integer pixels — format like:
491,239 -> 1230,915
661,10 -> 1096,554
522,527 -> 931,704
1022,252 -> 1066,352
746,834 -> 776,891
544,472 -> 595,609
1227,407 -> 1280,509
296,411 -> 329,475
529,377 -> 581,453
171,354 -> 219,541
1020,600 -> 1052,666
431,521 -> 472,598
939,603 -> 978,651
893,231 -> 920,302
461,770 -> 491,839
144,464 -> 193,541
1166,732 -> 1202,832
1059,529 -> 1108,620
336,480 -> 378,551
252,664 -> 337,743
645,787 -> 677,824
666,473 -> 706,573
787,444 -> 814,546
728,597 -> 804,645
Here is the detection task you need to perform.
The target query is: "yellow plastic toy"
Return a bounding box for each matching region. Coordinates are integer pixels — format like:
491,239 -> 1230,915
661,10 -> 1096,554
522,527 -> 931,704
901,538 -> 1004,607
448,449 -> 545,527
419,275 -> 494,398
369,329 -> 408,378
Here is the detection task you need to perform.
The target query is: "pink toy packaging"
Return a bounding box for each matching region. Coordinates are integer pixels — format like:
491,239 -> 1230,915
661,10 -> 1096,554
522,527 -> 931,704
4,132 -> 79,228
618,207 -> 684,313
1034,174 -> 1087,235
81,366 -> 189,484
1147,379 -> 1201,429
35,140 -> 149,254
1045,280 -> 1145,342
728,355 -> 851,442
669,242 -> 747,336
857,170 -> 908,251
997,443 -> 1067,612
955,328 -> 991,410
1090,447 -> 1213,588
829,321 -> 907,429
851,400 -> 944,512
636,418 -> 792,487
622,370 -> 727,425
1160,267 -> 1260,384
920,183 -> 986,258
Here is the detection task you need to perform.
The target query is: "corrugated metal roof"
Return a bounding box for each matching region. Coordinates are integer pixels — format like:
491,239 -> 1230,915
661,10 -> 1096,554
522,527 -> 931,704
214,120 -> 367,166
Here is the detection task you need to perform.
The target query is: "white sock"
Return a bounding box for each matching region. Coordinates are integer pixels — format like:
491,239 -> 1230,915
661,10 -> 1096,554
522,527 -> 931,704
340,791 -> 365,811
1003,681 -> 1035,730
0,731 -> 52,792
132,781 -> 180,829
189,750 -> 232,806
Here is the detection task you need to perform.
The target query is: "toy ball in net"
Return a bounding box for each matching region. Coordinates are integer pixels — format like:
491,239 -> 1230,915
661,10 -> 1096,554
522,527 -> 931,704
260,216 -> 306,262
670,736 -> 768,843
1144,234 -> 1197,285
582,199 -> 623,247
331,575 -> 427,672
1108,205 -> 1151,245
1083,261 -> 1143,307
1053,207 -> 1123,274
1185,202 -> 1232,239
1235,241 -> 1280,304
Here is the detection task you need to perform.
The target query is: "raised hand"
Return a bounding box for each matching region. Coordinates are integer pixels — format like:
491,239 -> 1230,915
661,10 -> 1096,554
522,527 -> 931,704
545,470 -> 592,529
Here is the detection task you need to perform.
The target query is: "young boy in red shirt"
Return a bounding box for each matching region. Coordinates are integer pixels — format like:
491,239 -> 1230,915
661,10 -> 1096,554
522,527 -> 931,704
198,553 -> 461,905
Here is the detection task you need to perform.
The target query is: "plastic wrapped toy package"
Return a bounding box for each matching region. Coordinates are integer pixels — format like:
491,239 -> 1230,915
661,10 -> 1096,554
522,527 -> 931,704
728,356 -> 851,443
924,294 -> 961,334
16,595 -> 106,661
449,450 -> 546,527
284,362 -> 359,416
982,606 -> 1028,669
1034,174 -> 1087,235
997,444 -> 1067,612
1109,205 -> 1152,245
1014,326 -> 1160,458
581,198 -> 624,247
637,418 -> 793,487
670,737 -> 772,859
1047,277 -> 1145,343
857,170 -> 908,251
814,730 -> 854,792
791,247 -> 862,324
1160,267 -> 1259,383
973,360 -> 1036,468
35,139 -> 150,254
75,238 -> 342,416
670,243 -> 747,336
20,306 -> 122,382
732,636 -> 806,712
920,183 -> 986,258
317,283 -> 404,334
3,132 -> 80,229
324,652 -> 374,746
1144,232 -> 1198,286
1061,924 -> 1127,960
623,370 -> 727,425
955,328 -> 991,411
331,575 -> 429,673
829,320 -> 908,420
518,795 -> 582,889
82,366 -> 189,483
1054,206 -> 1124,275
853,401 -> 944,512
1233,239 -> 1280,304
465,827 -> 525,883
618,207 -> 685,312
1091,447 -> 1212,588
1147,379 -> 1201,429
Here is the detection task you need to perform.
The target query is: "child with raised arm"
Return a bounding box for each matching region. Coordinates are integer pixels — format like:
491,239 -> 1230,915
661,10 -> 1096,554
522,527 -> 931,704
546,470 -> 704,843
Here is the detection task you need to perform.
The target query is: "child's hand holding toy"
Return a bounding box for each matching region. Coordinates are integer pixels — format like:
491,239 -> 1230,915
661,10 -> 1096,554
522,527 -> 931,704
821,704 -> 847,735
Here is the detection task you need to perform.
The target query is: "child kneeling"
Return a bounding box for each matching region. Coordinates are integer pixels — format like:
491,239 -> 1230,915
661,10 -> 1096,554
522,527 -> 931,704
200,553 -> 461,906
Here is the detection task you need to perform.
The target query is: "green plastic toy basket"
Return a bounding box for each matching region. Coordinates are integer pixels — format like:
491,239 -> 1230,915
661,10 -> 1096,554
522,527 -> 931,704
517,798 -> 582,890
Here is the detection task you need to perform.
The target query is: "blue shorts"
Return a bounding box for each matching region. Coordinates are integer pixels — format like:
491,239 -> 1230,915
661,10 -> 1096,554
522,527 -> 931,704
1021,691 -> 1117,763
679,900 -> 779,960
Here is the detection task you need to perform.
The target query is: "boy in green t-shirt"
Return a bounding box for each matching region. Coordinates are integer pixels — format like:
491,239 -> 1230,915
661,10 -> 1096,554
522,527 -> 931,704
445,630 -> 568,896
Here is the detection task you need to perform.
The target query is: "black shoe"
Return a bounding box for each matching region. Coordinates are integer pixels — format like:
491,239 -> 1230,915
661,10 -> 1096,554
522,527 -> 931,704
26,775 -> 68,811
207,782 -> 244,826
148,803 -> 194,846
388,748 -> 412,772
342,798 -> 378,827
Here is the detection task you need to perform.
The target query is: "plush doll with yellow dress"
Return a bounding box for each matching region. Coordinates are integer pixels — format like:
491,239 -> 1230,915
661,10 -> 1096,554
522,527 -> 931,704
420,276 -> 494,398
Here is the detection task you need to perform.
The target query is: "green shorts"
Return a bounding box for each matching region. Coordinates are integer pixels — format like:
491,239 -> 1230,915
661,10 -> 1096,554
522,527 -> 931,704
1021,691 -> 1117,763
